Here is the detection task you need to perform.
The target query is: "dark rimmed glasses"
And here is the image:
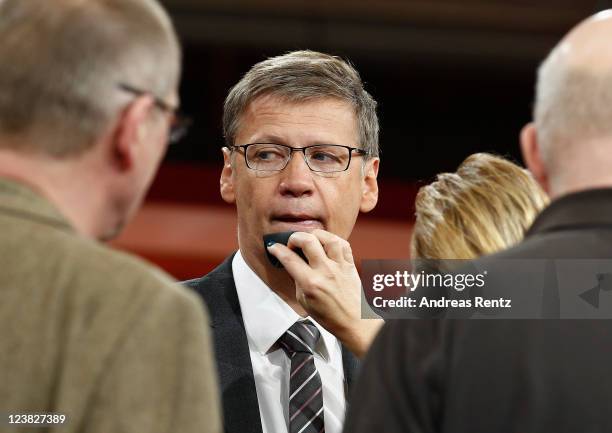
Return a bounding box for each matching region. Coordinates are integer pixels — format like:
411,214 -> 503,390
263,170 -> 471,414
227,142 -> 367,173
118,83 -> 192,144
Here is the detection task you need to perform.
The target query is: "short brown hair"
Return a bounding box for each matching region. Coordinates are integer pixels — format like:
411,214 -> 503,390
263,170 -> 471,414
0,0 -> 180,157
223,50 -> 379,158
411,153 -> 549,259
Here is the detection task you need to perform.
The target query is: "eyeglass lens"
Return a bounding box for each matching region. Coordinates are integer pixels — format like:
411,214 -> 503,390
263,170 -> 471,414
245,144 -> 352,172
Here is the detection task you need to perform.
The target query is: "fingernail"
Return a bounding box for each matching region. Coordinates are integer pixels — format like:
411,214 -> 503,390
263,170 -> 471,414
266,241 -> 276,248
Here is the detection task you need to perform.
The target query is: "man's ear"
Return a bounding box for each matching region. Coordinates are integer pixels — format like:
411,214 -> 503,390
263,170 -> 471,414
220,147 -> 236,204
360,157 -> 379,213
112,96 -> 156,171
520,122 -> 550,194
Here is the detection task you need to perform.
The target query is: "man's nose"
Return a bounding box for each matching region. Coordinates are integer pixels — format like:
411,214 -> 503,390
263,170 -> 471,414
278,151 -> 315,198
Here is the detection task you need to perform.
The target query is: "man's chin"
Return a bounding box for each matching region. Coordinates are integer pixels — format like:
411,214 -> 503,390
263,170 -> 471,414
99,222 -> 124,242
99,212 -> 128,242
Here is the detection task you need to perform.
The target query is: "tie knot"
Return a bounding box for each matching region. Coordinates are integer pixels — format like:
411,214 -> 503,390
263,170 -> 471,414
278,320 -> 321,356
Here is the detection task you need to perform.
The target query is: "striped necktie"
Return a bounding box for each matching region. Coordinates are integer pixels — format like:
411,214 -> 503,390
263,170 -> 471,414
278,320 -> 325,433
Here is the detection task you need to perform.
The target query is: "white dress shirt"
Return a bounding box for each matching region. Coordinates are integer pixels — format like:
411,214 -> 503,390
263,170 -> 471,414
232,251 -> 347,433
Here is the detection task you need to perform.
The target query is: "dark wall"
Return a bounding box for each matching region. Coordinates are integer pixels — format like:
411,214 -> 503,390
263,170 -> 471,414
161,0 -> 605,183
167,43 -> 534,184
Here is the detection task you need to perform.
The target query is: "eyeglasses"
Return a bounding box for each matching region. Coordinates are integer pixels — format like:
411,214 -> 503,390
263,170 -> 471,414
228,143 -> 367,173
118,83 -> 192,144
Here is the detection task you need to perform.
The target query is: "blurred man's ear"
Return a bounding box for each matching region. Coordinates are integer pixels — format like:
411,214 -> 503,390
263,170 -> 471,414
112,96 -> 156,171
220,147 -> 236,204
521,122 -> 550,195
360,157 -> 379,213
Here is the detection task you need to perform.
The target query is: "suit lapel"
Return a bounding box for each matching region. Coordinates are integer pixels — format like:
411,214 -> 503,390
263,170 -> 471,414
185,255 -> 263,433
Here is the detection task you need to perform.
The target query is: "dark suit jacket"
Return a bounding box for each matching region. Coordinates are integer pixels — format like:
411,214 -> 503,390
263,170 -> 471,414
344,188 -> 612,433
185,254 -> 360,433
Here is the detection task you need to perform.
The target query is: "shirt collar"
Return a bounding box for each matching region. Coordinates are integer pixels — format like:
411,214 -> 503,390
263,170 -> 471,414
233,250 -> 333,360
527,187 -> 612,237
0,177 -> 73,233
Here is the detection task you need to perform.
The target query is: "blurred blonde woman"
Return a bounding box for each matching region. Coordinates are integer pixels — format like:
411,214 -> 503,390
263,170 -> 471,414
411,152 -> 549,259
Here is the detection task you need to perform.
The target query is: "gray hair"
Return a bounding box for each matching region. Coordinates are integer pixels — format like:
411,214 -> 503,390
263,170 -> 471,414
223,50 -> 379,158
0,0 -> 180,157
534,46 -> 612,171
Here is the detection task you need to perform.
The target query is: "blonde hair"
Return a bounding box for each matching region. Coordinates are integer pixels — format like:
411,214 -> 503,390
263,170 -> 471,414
411,153 -> 549,259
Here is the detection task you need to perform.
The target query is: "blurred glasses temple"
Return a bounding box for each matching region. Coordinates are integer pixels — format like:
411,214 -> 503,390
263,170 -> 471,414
117,83 -> 192,144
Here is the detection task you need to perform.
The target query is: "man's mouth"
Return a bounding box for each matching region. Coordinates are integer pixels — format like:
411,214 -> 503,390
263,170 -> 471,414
271,214 -> 325,229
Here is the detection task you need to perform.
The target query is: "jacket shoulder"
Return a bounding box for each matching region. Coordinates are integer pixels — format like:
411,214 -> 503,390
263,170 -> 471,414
183,254 -> 240,328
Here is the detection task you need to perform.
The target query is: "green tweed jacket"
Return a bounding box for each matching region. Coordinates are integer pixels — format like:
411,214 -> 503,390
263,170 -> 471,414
0,178 -> 221,433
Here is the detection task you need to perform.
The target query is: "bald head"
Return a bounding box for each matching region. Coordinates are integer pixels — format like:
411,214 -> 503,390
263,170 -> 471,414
558,11 -> 612,70
529,10 -> 612,197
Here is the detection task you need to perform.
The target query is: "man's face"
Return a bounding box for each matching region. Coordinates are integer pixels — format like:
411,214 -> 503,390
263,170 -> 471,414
220,95 -> 379,264
104,93 -> 176,241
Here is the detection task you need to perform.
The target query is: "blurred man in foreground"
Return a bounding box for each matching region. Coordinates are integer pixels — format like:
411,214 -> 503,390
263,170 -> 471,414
0,1 -> 221,432
344,10 -> 612,433
186,50 -> 383,433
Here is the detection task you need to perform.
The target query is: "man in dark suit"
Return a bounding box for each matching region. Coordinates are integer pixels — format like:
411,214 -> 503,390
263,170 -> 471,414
186,50 -> 384,433
343,10 -> 612,433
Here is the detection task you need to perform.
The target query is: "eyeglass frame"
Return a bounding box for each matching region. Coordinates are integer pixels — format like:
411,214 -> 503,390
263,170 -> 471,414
117,83 -> 192,144
226,142 -> 368,173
